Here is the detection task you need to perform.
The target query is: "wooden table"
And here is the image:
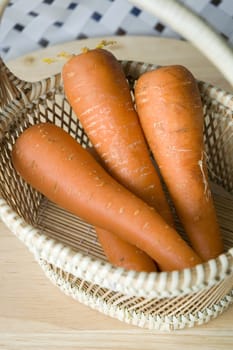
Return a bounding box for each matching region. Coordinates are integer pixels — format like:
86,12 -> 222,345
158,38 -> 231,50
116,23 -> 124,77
0,36 -> 232,350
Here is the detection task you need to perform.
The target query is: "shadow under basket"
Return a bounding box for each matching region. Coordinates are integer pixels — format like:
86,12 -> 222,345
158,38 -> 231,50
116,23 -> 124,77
0,59 -> 233,331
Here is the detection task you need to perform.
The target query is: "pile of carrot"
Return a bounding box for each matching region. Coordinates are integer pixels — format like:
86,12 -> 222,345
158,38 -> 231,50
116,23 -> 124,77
11,48 -> 224,273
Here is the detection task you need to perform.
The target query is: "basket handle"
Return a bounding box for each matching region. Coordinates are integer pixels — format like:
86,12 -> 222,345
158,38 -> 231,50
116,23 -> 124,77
129,0 -> 233,88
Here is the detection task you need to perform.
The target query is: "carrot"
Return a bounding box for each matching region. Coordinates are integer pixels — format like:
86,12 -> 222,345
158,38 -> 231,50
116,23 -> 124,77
94,227 -> 157,271
135,65 -> 224,261
62,48 -> 174,272
88,146 -> 157,272
62,48 -> 174,225
12,122 -> 202,271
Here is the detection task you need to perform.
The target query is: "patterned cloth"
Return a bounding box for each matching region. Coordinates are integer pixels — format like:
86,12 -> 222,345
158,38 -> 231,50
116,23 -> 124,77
0,0 -> 233,60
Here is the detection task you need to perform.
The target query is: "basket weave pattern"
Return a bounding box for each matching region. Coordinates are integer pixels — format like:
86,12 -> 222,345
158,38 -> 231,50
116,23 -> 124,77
0,58 -> 233,330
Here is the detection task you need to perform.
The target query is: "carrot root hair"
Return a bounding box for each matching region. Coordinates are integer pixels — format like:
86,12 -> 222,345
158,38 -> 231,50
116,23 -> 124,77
198,151 -> 211,201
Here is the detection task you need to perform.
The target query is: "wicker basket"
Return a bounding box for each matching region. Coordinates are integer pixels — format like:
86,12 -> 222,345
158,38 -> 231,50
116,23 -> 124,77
0,58 -> 233,331
0,0 -> 233,332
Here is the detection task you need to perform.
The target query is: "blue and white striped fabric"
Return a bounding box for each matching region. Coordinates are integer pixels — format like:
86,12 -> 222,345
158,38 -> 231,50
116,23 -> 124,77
0,0 -> 233,60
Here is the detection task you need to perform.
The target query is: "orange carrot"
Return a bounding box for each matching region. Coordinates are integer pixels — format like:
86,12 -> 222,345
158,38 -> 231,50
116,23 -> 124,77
94,227 -> 157,271
62,48 -> 174,225
12,123 -> 202,271
88,146 -> 157,272
135,65 -> 224,261
62,48 -> 174,272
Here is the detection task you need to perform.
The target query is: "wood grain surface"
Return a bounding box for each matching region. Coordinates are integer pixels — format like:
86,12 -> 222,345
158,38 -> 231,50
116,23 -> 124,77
0,36 -> 232,350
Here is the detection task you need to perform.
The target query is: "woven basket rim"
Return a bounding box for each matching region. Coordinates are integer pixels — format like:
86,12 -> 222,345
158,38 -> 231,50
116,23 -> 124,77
0,60 -> 233,299
38,257 -> 233,331
1,58 -> 233,114
0,195 -> 232,299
